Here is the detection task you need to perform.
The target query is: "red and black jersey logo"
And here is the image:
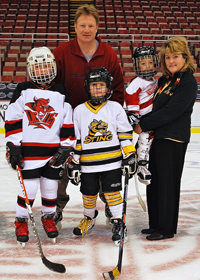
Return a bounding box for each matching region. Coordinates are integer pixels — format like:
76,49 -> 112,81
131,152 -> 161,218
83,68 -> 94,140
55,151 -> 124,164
25,97 -> 58,129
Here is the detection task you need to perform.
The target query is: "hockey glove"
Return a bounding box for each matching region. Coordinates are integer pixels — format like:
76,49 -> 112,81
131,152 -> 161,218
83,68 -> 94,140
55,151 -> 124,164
6,142 -> 24,170
126,111 -> 141,129
137,165 -> 152,185
67,159 -> 81,186
48,146 -> 74,168
122,153 -> 137,178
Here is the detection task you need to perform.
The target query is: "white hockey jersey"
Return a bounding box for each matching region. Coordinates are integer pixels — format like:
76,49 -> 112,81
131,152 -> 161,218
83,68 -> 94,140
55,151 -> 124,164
73,100 -> 135,173
125,76 -> 158,116
5,81 -> 76,170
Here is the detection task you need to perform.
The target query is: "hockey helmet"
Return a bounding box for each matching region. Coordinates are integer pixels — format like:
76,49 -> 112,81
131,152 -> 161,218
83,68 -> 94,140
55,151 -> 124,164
133,46 -> 158,79
27,47 -> 57,85
84,67 -> 113,105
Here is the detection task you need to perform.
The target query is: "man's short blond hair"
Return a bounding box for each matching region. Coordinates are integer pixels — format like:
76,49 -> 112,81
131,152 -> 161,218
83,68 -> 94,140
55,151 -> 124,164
74,4 -> 99,25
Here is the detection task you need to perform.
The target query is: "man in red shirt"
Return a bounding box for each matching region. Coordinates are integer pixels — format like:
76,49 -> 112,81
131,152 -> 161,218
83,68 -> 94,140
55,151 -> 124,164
53,4 -> 124,226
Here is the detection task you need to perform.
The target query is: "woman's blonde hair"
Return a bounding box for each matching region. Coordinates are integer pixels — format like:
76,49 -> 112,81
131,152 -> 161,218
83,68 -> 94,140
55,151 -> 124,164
74,4 -> 99,25
159,36 -> 196,76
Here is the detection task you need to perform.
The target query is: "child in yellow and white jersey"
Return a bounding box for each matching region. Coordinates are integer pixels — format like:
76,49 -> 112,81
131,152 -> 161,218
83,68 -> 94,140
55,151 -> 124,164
67,67 -> 136,245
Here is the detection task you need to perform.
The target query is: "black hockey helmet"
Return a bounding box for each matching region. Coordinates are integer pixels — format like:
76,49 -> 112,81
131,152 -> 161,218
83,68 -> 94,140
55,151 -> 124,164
133,46 -> 158,79
84,67 -> 113,105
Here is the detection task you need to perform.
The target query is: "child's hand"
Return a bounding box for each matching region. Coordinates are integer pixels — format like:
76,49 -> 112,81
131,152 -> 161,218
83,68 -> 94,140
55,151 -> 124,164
67,159 -> 81,185
126,111 -> 140,129
6,142 -> 24,170
48,147 -> 73,168
121,153 -> 137,178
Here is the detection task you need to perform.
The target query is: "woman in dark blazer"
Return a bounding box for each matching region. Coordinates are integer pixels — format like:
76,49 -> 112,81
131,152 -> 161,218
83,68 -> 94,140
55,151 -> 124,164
135,36 -> 197,240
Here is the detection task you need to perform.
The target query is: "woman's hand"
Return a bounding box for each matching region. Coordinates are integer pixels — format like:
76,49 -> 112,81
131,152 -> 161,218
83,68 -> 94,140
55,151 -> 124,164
134,124 -> 142,134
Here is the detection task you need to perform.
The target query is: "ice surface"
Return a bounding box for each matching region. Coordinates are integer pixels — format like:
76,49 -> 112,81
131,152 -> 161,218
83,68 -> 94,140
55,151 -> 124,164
0,133 -> 200,280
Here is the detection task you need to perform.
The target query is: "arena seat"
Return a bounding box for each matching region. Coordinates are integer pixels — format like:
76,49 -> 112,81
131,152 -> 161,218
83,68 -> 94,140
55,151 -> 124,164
4,57 -> 17,67
19,49 -> 30,58
7,50 -> 19,60
15,66 -> 27,76
10,42 -> 21,51
14,75 -> 26,83
1,75 -> 13,82
173,30 -> 184,35
17,57 -> 27,67
46,40 -> 58,50
3,66 -> 15,78
1,0 -> 200,83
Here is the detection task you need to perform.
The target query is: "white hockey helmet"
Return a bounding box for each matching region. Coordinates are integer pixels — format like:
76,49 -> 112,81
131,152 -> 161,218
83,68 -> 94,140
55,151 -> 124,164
27,47 -> 57,85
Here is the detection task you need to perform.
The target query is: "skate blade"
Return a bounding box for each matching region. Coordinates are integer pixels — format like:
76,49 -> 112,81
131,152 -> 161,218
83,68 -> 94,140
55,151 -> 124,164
17,241 -> 26,249
57,221 -> 62,231
114,236 -> 128,246
51,238 -> 56,244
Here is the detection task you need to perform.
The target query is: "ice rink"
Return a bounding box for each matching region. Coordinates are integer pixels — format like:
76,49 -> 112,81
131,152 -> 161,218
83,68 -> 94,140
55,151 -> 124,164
0,133 -> 200,280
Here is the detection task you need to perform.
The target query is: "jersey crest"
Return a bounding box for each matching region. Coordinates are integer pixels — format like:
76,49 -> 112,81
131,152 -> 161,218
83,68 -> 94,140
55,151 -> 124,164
84,119 -> 113,143
25,96 -> 58,129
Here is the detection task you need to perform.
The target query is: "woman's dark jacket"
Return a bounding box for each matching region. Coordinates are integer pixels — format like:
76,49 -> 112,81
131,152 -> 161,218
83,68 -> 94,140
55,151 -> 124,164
139,70 -> 197,143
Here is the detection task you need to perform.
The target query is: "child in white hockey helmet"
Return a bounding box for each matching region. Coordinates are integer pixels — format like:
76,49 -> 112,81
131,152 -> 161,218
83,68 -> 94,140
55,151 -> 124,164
67,67 -> 136,245
125,46 -> 159,184
5,47 -> 76,246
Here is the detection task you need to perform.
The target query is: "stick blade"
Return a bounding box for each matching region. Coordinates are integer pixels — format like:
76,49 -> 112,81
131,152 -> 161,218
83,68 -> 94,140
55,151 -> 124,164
137,195 -> 146,212
102,267 -> 121,280
134,175 -> 146,212
42,256 -> 66,273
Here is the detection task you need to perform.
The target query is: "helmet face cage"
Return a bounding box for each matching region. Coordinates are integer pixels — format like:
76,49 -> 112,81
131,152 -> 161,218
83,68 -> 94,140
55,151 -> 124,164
85,67 -> 113,105
133,46 -> 159,79
27,47 -> 57,85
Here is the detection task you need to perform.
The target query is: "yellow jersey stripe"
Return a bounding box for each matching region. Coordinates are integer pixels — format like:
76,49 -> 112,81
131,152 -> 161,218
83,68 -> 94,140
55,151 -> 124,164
118,133 -> 133,141
81,150 -> 122,162
75,144 -> 82,151
122,145 -> 136,155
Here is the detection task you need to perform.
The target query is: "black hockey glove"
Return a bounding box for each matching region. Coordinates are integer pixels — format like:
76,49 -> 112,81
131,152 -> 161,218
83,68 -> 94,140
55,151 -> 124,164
48,146 -> 74,168
6,142 -> 24,170
126,111 -> 141,129
67,159 -> 81,186
122,153 -> 137,178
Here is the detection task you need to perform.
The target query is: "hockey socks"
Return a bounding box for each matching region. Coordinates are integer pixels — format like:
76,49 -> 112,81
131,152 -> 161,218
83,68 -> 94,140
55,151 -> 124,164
104,192 -> 123,219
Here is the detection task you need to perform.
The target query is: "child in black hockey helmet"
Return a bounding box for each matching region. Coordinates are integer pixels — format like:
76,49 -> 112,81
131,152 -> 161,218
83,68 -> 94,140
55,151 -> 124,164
125,46 -> 159,185
67,67 -> 136,245
5,47 -> 75,247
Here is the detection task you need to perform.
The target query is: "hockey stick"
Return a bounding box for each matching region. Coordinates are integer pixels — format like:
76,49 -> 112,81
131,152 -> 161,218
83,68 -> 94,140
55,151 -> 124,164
134,174 -> 146,212
16,166 -> 66,274
102,171 -> 129,280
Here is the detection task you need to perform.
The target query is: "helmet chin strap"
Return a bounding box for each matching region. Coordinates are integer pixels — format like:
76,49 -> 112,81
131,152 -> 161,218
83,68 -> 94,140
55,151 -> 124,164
138,70 -> 157,80
90,95 -> 106,105
35,76 -> 54,88
35,74 -> 53,85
